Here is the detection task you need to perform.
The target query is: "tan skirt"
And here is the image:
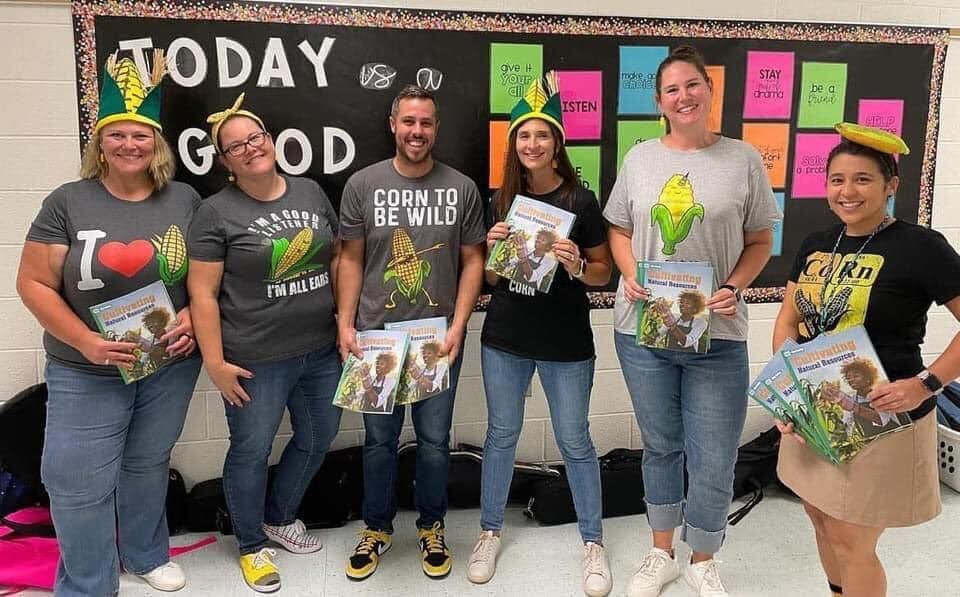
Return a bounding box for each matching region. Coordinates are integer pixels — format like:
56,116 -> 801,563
777,411 -> 941,528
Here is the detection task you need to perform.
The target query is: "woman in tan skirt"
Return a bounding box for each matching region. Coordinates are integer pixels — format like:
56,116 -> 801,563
772,124 -> 960,597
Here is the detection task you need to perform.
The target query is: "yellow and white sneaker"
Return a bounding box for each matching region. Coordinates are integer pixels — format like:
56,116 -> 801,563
239,548 -> 280,593
345,528 -> 392,581
417,521 -> 452,579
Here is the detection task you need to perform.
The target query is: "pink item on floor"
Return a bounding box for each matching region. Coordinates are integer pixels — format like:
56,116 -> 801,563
0,507 -> 216,593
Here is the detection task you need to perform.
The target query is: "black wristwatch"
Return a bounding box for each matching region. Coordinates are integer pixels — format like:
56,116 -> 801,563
917,369 -> 943,394
720,283 -> 742,301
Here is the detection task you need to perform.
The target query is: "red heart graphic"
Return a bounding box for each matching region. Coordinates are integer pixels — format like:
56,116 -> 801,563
97,240 -> 155,278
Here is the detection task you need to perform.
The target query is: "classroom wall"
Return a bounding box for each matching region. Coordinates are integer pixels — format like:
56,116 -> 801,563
2,0 -> 959,487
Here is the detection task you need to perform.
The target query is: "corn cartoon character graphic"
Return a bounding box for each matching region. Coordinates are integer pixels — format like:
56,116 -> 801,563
650,173 -> 705,255
384,228 -> 444,309
267,227 -> 324,283
151,225 -> 188,285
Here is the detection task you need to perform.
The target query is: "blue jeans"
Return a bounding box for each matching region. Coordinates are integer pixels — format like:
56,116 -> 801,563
362,348 -> 463,532
614,332 -> 748,555
222,345 -> 342,554
41,356 -> 201,597
480,344 -> 602,543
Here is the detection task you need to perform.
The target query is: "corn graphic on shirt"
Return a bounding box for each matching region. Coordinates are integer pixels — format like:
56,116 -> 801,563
188,175 -> 338,363
603,137 -> 781,342
787,220 -> 960,420
26,179 -> 200,375
339,159 -> 486,331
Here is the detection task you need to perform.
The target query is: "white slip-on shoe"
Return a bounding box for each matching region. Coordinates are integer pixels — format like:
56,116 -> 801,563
137,561 -> 186,592
263,519 -> 322,554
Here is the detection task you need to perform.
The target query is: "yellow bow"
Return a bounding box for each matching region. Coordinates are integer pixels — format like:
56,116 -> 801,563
206,93 -> 266,151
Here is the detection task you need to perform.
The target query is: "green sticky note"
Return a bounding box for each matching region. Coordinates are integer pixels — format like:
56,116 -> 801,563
617,120 -> 665,172
490,43 -> 543,113
797,62 -> 847,129
567,146 -> 601,199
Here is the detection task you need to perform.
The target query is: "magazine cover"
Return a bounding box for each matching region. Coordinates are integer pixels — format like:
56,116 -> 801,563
636,261 -> 714,353
385,317 -> 449,406
88,280 -> 179,384
485,194 -> 576,293
332,330 -> 410,415
747,339 -> 838,462
781,326 -> 912,463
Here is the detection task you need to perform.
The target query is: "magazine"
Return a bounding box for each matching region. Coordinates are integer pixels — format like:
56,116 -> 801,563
332,330 -> 410,415
485,194 -> 576,293
636,261 -> 714,353
780,326 -> 912,463
88,280 -> 179,384
385,317 -> 449,405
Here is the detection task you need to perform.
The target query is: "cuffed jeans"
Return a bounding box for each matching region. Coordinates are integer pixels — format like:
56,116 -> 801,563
362,348 -> 463,533
41,356 -> 201,597
614,332 -> 748,555
222,345 -> 342,555
480,344 -> 602,543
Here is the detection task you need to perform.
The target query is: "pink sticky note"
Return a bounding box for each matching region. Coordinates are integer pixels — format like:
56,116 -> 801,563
557,71 -> 602,141
743,51 -> 794,119
792,133 -> 840,198
857,99 -> 904,137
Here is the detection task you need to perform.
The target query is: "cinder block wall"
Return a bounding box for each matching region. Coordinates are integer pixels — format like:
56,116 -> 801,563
2,0 -> 958,487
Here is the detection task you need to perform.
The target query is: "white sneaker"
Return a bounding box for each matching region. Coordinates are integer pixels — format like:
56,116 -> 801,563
582,542 -> 612,597
626,547 -> 680,597
683,558 -> 729,596
137,561 -> 186,592
263,519 -> 322,554
466,530 -> 501,584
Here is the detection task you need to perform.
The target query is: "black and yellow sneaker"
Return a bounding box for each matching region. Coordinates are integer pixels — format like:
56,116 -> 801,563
345,528 -> 392,581
417,521 -> 452,579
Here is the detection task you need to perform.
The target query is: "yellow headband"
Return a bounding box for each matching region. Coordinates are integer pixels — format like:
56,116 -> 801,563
206,93 -> 266,152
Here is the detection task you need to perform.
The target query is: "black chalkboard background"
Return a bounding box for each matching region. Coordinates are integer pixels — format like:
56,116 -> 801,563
86,13 -> 940,299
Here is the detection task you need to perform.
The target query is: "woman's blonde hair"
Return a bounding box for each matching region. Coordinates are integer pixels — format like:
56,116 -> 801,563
79,127 -> 176,189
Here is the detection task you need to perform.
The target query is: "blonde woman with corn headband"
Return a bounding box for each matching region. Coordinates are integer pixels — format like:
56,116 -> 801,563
16,51 -> 201,595
187,93 -> 343,593
773,124 -> 960,597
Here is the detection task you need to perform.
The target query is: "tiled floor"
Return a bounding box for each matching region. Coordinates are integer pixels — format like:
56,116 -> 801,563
16,485 -> 959,596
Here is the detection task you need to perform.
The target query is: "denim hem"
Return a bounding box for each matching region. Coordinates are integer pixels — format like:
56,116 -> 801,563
680,522 -> 726,554
264,517 -> 297,527
239,541 -> 270,556
123,557 -> 169,577
415,518 -> 444,530
580,534 -> 603,544
645,499 -> 684,531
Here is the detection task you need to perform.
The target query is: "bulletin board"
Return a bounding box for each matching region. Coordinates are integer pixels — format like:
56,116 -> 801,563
72,0 -> 950,304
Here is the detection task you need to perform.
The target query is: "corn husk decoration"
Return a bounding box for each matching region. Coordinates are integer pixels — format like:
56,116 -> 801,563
95,49 -> 167,132
508,70 -> 565,140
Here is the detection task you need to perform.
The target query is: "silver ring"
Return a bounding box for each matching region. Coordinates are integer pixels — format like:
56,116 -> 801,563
104,358 -> 110,365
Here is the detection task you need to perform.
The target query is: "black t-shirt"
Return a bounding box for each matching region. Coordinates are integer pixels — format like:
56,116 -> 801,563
788,219 -> 960,419
481,185 -> 606,361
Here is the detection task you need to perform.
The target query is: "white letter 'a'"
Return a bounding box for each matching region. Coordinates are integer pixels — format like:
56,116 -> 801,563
76,230 -> 106,291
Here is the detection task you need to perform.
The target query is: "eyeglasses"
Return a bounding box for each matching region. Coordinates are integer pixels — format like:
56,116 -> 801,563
222,131 -> 270,157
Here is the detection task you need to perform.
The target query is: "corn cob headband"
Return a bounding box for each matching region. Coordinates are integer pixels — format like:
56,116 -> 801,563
833,122 -> 910,179
508,71 -> 565,141
94,50 -> 167,133
206,93 -> 267,153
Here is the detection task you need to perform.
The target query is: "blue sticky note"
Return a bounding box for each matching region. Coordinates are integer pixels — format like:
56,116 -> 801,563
618,46 -> 669,115
772,192 -> 785,256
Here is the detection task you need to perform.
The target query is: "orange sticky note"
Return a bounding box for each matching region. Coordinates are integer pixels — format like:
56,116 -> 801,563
489,121 -> 509,189
706,65 -> 725,133
743,122 -> 790,188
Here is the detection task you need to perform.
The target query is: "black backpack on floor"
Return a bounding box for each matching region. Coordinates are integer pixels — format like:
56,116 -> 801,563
727,426 -> 785,525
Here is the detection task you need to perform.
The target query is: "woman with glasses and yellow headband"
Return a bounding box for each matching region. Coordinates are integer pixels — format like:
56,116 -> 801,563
187,94 -> 343,593
17,51 -> 201,595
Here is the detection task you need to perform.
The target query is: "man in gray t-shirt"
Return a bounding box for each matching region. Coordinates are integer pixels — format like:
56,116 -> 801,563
338,85 -> 485,581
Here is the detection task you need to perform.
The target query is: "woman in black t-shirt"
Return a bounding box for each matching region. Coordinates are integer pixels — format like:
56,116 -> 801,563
773,125 -> 960,597
465,74 -> 613,597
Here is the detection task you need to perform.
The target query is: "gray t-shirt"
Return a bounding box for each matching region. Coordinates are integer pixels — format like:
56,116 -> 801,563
26,179 -> 200,374
188,175 -> 338,364
603,137 -> 781,341
339,159 -> 486,331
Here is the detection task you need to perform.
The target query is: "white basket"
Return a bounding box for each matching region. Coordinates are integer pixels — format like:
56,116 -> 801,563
939,424 -> 960,492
